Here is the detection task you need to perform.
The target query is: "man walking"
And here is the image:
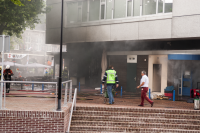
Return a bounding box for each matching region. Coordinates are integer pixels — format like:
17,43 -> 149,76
102,65 -> 119,105
137,71 -> 153,107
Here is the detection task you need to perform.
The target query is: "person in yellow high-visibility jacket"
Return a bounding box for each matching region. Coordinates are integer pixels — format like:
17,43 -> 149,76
102,65 -> 119,105
62,67 -> 68,82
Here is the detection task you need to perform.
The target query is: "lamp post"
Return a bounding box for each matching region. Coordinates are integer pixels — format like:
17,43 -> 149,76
57,0 -> 64,111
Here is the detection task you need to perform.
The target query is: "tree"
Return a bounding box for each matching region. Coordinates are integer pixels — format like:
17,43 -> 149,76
11,0 -> 30,6
0,0 -> 47,37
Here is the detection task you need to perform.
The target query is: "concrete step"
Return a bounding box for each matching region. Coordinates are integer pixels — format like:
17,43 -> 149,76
71,120 -> 200,130
76,106 -> 200,115
73,110 -> 200,120
72,115 -> 200,125
70,126 -> 200,133
70,131 -> 122,133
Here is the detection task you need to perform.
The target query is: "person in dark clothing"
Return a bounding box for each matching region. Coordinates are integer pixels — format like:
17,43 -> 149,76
62,67 -> 68,81
102,65 -> 119,105
3,65 -> 14,93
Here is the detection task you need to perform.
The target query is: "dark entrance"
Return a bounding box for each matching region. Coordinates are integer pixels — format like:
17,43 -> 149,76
127,63 -> 137,92
153,64 -> 162,92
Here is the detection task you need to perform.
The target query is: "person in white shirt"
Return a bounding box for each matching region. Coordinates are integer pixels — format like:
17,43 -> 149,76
137,71 -> 154,107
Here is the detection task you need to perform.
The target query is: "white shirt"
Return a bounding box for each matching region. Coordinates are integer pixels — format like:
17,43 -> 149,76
140,75 -> 149,87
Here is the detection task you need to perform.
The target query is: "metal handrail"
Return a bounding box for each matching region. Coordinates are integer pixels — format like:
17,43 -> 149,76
62,80 -> 72,84
67,88 -> 77,133
62,80 -> 73,106
0,81 -> 57,84
0,80 -> 74,111
0,81 -> 57,110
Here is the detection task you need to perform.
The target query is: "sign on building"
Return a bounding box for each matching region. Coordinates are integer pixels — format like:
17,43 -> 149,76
7,54 -> 26,59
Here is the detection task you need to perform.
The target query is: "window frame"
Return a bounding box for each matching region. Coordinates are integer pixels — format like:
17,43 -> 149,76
100,0 -> 106,20
156,0 -> 165,14
14,44 -> 19,50
25,43 -> 31,51
47,45 -> 52,52
126,0 -> 133,17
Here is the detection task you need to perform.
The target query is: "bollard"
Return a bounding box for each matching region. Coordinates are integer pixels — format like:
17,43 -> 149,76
120,86 -> 122,97
149,88 -> 151,99
42,84 -> 44,91
100,84 -> 102,94
32,82 -> 34,91
79,82 -> 80,92
173,90 -> 175,101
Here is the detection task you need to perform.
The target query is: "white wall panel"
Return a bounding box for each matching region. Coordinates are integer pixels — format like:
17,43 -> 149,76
139,19 -> 172,40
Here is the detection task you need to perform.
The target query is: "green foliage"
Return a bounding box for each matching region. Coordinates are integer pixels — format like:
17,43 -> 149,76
0,0 -> 48,37
11,0 -> 25,6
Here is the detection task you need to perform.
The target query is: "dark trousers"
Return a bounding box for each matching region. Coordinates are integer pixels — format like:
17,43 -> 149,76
6,83 -> 10,89
140,87 -> 153,106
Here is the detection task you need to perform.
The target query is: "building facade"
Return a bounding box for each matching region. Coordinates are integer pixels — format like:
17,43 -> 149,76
46,0 -> 200,96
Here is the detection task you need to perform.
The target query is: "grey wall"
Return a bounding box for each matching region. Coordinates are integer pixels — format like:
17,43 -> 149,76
62,16 -> 172,43
172,0 -> 200,39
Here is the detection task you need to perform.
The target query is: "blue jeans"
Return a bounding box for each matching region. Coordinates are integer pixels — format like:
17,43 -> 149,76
107,85 -> 114,104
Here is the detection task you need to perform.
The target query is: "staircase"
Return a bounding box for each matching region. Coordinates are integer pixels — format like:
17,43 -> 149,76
70,106 -> 200,133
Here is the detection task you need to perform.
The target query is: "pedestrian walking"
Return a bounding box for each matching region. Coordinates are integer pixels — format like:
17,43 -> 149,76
102,65 -> 119,105
137,71 -> 154,107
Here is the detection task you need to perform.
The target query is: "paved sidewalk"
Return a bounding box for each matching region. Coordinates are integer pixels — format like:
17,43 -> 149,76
76,94 -> 194,110
1,90 -> 194,111
3,97 -> 57,111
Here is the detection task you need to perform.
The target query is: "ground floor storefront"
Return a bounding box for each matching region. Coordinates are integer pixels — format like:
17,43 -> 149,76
52,39 -> 200,98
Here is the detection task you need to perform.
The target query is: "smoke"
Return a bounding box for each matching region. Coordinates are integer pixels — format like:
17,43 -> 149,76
168,60 -> 200,89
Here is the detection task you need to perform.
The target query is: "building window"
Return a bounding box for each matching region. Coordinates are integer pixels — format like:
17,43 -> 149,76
37,44 -> 41,51
25,34 -> 31,43
106,0 -> 113,19
82,0 -> 88,22
47,45 -> 52,52
114,0 -> 126,18
66,0 -> 173,25
36,34 -> 40,43
14,44 -> 19,50
142,0 -> 157,16
158,0 -> 164,13
89,0 -> 100,21
100,0 -> 106,19
78,2 -> 82,22
133,0 -> 141,16
67,2 -> 79,24
127,0 -> 132,17
165,0 -> 173,13
25,43 -> 31,51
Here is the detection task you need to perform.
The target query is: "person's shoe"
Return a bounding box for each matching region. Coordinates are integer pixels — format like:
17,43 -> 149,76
138,105 -> 143,107
151,102 -> 154,107
106,103 -> 112,105
112,102 -> 114,104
